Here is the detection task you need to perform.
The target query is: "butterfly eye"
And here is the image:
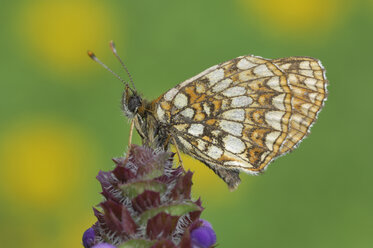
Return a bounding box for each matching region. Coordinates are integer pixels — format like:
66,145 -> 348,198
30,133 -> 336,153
128,95 -> 142,113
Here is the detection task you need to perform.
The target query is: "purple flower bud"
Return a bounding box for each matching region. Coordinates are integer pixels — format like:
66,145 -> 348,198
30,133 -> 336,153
82,227 -> 95,248
92,243 -> 116,248
200,220 -> 213,229
191,220 -> 217,248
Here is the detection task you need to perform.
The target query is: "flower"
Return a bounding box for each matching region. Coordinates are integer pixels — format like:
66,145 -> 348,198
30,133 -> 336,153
82,227 -> 95,248
82,145 -> 217,247
190,220 -> 217,248
92,243 -> 116,248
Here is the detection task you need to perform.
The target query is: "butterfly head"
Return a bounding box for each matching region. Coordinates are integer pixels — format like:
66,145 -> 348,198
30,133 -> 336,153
88,41 -> 144,118
122,84 -> 143,118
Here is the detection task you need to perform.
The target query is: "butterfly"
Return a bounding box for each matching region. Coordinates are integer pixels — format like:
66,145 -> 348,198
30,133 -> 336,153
88,41 -> 328,190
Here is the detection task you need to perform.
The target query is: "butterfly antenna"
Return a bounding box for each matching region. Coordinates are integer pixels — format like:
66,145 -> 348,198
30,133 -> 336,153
87,50 -> 128,86
109,41 -> 136,91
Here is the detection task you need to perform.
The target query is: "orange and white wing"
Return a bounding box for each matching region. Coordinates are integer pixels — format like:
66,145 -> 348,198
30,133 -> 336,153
273,57 -> 328,154
153,55 -> 327,189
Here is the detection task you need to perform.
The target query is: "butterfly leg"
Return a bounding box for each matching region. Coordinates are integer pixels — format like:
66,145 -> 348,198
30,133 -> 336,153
163,135 -> 171,150
128,118 -> 135,148
171,136 -> 184,167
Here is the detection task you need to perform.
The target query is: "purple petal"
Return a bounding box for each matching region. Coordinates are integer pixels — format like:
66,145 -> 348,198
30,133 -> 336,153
92,243 -> 116,248
200,220 -> 213,229
191,226 -> 217,248
82,227 -> 95,248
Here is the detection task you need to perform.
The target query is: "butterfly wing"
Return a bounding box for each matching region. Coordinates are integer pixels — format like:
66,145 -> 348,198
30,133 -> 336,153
273,57 -> 328,154
153,55 -> 327,189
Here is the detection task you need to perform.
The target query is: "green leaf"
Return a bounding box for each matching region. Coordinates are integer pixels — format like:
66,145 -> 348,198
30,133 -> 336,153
141,167 -> 164,180
120,181 -> 167,199
138,201 -> 202,225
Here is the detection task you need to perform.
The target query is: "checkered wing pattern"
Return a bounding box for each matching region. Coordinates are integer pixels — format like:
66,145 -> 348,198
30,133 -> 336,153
153,55 -> 327,189
273,57 -> 328,154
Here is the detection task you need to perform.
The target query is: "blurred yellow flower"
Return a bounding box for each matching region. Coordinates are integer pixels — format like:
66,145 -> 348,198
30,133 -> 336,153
238,0 -> 351,39
0,118 -> 97,208
59,215 -> 97,248
15,0 -> 121,73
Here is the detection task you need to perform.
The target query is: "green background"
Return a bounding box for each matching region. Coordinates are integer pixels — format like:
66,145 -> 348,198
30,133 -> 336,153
0,0 -> 372,247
